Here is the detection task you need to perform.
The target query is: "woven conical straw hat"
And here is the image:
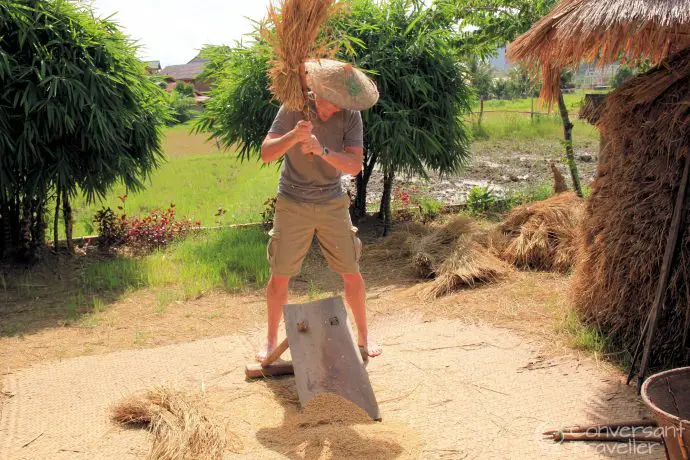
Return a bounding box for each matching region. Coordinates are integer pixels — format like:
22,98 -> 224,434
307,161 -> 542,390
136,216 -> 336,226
305,59 -> 379,111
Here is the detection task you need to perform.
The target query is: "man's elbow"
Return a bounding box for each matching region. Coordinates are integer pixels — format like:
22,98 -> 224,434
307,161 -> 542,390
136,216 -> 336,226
260,145 -> 271,163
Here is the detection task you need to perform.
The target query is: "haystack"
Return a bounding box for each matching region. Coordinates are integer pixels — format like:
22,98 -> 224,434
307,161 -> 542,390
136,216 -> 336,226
491,192 -> 584,273
111,386 -> 237,460
507,0 -> 690,102
362,217 -> 511,299
571,47 -> 690,368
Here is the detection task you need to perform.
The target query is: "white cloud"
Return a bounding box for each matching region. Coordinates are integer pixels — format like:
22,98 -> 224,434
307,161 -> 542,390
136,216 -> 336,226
85,0 -> 271,66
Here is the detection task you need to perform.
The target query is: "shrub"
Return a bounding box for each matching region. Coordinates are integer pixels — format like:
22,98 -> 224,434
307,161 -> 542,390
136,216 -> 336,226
466,186 -> 499,216
93,208 -> 129,249
127,205 -> 200,252
261,197 -> 277,231
93,202 -> 201,252
168,92 -> 195,125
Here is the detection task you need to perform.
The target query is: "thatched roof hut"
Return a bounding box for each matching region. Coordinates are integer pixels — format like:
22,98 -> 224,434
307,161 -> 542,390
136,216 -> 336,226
572,47 -> 690,369
507,0 -> 690,101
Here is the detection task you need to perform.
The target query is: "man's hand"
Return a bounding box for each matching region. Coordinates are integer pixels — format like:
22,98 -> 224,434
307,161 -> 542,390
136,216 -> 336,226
300,134 -> 323,155
291,120 -> 312,144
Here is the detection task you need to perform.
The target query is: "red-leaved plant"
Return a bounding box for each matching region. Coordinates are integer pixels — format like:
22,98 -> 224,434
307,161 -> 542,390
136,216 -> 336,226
94,196 -> 201,252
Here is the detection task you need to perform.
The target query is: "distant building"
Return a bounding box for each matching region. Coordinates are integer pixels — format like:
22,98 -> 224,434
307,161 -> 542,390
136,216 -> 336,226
144,60 -> 161,74
161,55 -> 211,93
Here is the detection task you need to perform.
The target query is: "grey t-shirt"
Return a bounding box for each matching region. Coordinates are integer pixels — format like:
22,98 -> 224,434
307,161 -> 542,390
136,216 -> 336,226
268,101 -> 364,203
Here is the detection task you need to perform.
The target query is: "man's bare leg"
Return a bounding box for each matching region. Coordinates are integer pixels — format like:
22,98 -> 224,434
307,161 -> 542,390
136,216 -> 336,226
342,273 -> 382,357
256,274 -> 290,362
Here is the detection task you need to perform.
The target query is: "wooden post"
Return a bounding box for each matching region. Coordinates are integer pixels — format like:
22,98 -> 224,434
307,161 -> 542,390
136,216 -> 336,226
531,97 -> 534,121
636,154 -> 690,390
479,96 -> 485,126
557,90 -> 583,197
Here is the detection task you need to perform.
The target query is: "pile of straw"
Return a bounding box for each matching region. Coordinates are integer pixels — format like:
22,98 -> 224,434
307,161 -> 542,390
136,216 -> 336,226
111,386 -> 237,460
362,217 -> 511,299
491,192 -> 584,273
571,47 -> 690,369
262,0 -> 343,113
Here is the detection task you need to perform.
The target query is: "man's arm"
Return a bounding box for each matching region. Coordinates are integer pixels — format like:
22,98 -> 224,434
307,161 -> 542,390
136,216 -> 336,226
261,120 -> 312,163
301,135 -> 363,176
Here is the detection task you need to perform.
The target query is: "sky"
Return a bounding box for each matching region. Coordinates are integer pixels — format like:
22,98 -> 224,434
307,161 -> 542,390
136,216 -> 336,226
87,0 -> 272,67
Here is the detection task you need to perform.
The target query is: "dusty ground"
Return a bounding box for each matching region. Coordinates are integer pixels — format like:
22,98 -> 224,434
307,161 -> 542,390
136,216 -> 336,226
0,224 -> 665,460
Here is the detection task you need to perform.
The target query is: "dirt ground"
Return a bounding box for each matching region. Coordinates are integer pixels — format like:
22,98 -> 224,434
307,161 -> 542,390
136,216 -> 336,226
0,230 -> 665,459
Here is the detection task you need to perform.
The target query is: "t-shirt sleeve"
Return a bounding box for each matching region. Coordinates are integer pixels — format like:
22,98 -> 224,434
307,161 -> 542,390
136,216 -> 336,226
268,105 -> 296,136
344,111 -> 364,148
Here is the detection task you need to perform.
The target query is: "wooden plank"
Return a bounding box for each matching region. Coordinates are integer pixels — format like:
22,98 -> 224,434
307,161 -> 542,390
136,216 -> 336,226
261,338 -> 289,367
284,296 -> 380,420
245,359 -> 294,379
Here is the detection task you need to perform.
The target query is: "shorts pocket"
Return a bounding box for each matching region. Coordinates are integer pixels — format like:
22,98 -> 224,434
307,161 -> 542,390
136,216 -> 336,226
350,226 -> 362,263
267,230 -> 280,266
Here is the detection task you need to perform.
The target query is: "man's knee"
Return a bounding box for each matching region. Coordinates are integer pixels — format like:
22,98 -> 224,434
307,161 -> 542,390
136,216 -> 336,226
267,275 -> 290,295
342,272 -> 365,289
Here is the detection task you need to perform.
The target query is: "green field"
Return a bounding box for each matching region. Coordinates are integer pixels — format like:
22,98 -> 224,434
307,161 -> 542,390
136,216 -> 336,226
65,125 -> 279,237
468,92 -> 600,146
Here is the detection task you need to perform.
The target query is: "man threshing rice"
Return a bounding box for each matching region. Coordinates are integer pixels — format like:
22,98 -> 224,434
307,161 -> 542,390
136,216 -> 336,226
256,59 -> 381,362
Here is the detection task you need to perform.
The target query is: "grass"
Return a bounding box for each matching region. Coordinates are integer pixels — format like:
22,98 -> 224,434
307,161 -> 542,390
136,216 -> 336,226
82,227 -> 270,300
55,125 -> 279,238
559,309 -> 606,355
469,92 -> 599,145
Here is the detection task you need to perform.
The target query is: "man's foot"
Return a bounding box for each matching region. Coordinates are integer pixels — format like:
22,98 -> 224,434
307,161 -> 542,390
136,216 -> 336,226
358,339 -> 382,358
256,341 -> 278,362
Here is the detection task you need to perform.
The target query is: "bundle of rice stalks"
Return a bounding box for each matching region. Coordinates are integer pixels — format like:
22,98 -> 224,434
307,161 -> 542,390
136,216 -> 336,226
491,192 -> 584,273
112,386 -> 237,460
421,239 -> 512,300
362,216 -> 511,298
262,0 -> 343,115
571,47 -> 690,369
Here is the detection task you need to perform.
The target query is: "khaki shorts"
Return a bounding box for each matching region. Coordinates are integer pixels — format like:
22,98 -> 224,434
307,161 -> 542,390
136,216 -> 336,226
267,194 -> 362,276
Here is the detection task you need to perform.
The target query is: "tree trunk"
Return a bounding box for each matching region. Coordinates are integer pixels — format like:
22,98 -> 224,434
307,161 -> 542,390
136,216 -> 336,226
31,194 -> 45,249
557,91 -> 583,197
62,189 -> 73,254
18,194 -> 32,260
54,187 -> 61,253
0,202 -> 10,258
380,169 -> 395,237
354,151 -> 378,219
479,96 -> 484,126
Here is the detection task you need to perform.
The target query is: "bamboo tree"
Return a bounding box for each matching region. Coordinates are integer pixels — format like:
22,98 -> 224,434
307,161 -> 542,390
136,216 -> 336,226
0,0 -> 169,259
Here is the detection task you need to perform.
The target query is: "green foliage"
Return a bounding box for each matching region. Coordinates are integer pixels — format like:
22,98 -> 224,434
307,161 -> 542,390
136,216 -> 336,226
167,91 -> 195,125
450,0 -> 558,51
336,0 -> 473,178
467,56 -> 495,99
260,196 -> 277,231
609,65 -> 634,89
0,0 -> 169,202
0,0 -> 169,254
503,182 -> 552,208
174,81 -> 195,97
195,43 -> 278,161
416,195 -> 444,222
465,185 -> 498,216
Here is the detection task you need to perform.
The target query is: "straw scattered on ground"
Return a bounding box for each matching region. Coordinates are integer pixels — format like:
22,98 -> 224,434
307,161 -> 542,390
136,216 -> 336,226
490,192 -> 584,273
362,216 -> 511,299
112,385 -> 239,460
